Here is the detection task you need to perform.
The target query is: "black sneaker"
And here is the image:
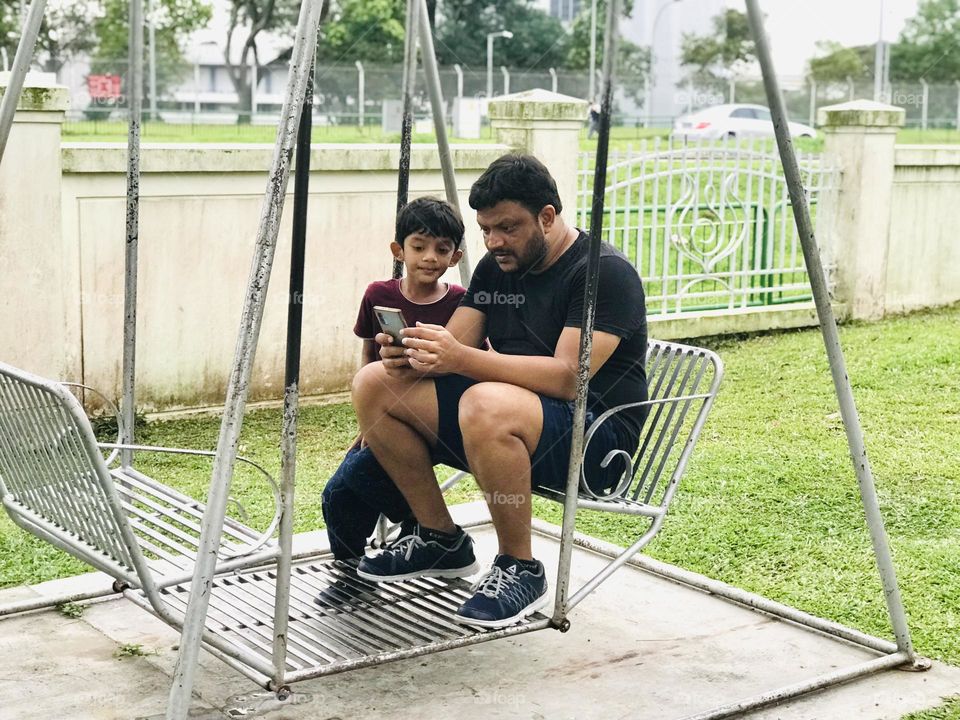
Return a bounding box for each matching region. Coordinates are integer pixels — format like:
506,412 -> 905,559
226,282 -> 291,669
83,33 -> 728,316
312,560 -> 379,612
454,554 -> 549,628
355,521 -> 480,583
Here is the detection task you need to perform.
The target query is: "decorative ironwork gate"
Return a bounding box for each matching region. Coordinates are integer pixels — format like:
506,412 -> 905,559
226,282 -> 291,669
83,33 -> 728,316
577,136 -> 837,316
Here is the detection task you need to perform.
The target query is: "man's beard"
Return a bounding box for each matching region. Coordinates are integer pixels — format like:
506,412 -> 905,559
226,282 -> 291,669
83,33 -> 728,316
514,227 -> 549,273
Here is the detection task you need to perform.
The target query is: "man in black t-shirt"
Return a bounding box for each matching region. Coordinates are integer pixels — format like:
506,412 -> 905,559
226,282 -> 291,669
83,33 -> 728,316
351,154 -> 648,628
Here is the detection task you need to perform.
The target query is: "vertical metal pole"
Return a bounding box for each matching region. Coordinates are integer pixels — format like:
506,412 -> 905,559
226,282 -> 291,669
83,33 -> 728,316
454,63 -> 463,98
809,80 -> 817,126
549,67 -> 558,93
955,81 -> 960,130
121,0 -> 144,468
251,60 -> 258,120
193,61 -> 201,115
147,0 -> 157,122
394,0 -> 419,280
920,79 -> 928,131
744,0 -> 920,665
355,60 -> 364,127
165,2 -> 326,717
417,0 -> 470,281
0,0 -> 48,165
272,66 -> 314,695
588,0 -> 597,100
501,66 -> 509,96
486,34 -> 494,99
729,77 -> 735,103
847,75 -> 855,101
552,0 -> 620,627
874,0 -> 885,102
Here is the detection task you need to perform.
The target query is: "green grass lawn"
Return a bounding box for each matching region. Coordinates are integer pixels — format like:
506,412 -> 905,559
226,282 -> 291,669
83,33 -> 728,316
2,303 -> 959,717
62,120 -> 959,149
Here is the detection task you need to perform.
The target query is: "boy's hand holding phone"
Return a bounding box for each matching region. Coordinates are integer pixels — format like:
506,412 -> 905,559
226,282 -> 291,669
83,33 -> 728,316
374,306 -> 415,375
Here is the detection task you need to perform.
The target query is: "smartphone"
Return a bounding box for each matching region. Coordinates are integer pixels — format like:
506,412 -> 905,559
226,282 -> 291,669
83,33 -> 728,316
373,306 -> 408,344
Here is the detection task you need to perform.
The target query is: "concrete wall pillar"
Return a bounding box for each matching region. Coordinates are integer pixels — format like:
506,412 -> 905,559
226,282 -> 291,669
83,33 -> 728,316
818,100 -> 904,321
488,89 -> 587,219
0,73 -> 77,379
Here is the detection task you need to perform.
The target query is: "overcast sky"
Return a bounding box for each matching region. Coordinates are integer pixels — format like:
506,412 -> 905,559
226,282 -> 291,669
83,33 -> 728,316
732,0 -> 921,76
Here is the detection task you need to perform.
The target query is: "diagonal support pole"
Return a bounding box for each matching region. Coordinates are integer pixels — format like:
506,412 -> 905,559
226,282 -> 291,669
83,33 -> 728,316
0,0 -> 48,165
744,0 -> 922,666
165,2 -> 326,717
416,0 -> 471,283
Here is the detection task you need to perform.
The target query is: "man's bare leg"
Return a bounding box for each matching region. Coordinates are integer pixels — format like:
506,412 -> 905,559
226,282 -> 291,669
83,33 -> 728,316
459,382 -> 544,560
351,362 -> 455,533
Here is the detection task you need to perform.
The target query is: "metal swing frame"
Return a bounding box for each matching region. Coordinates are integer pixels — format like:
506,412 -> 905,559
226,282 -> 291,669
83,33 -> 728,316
0,0 -> 928,718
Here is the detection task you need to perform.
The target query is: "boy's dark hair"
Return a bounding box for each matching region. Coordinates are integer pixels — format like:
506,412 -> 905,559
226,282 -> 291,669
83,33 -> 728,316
395,196 -> 465,249
468,154 -> 563,218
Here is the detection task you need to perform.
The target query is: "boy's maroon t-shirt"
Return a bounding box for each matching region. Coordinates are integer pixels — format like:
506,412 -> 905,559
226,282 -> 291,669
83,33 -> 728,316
354,279 -> 467,340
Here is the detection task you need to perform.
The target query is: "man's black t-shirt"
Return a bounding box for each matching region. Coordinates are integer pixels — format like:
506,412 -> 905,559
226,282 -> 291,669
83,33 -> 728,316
461,231 -> 648,440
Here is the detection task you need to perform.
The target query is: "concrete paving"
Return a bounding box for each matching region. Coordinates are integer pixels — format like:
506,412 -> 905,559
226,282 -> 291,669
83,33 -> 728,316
1,503 -> 958,720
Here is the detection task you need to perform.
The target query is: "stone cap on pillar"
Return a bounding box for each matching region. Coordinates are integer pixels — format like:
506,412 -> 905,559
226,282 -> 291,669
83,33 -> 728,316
488,89 -> 588,123
817,99 -> 904,130
0,72 -> 70,112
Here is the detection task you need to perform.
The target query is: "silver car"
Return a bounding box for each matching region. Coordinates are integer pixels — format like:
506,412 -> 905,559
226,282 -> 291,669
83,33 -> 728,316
672,103 -> 817,140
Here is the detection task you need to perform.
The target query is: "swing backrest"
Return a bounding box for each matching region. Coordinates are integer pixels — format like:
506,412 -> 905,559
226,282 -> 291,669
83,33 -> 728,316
0,362 -> 145,585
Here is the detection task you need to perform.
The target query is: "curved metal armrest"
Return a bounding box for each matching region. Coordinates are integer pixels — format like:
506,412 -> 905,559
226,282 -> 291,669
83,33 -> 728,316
97,442 -> 281,559
579,393 -> 714,501
59,382 -> 125,467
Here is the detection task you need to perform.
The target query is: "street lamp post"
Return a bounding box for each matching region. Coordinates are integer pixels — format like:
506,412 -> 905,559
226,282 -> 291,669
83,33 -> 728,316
645,0 -> 681,128
486,30 -> 513,99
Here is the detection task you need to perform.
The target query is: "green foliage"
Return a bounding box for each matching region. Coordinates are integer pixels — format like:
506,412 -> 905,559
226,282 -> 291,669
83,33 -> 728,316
0,0 -> 102,72
115,642 -> 152,658
319,0 -> 405,64
434,0 -> 569,72
91,0 -> 212,99
890,0 -> 960,81
56,602 -> 85,619
806,40 -> 869,84
565,0 -> 650,101
680,8 -> 755,92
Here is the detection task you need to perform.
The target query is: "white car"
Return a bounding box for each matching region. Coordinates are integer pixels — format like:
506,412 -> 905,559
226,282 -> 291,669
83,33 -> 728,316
672,104 -> 817,140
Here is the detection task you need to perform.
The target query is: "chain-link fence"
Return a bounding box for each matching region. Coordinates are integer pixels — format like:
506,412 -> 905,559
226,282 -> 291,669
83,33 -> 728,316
56,57 -> 960,136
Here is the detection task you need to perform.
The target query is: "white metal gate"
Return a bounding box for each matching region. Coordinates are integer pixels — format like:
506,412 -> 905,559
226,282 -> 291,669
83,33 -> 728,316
577,136 -> 837,316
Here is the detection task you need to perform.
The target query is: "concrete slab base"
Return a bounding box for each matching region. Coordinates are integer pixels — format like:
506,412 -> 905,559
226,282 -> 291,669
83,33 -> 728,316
1,504 -> 957,719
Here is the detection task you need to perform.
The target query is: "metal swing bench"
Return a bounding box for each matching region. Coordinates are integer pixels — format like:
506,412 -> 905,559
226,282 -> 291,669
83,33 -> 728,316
0,336 -> 721,687
0,0 -> 928,714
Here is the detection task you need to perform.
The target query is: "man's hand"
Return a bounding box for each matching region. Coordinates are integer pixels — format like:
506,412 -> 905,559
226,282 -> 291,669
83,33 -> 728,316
376,332 -> 414,377
401,322 -> 465,375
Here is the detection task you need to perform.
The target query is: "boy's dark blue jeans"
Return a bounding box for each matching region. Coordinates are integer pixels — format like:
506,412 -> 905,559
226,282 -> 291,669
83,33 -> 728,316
321,446 -> 412,560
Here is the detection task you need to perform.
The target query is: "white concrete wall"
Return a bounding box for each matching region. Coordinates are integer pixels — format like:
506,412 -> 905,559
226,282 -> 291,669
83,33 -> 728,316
57,143 -> 507,410
887,146 -> 960,313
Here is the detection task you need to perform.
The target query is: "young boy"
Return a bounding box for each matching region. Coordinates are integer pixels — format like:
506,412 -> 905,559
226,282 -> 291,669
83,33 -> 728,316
320,196 -> 467,570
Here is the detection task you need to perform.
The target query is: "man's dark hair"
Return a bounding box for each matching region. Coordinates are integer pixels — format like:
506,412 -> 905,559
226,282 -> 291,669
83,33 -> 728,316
468,154 -> 563,218
395,196 -> 465,249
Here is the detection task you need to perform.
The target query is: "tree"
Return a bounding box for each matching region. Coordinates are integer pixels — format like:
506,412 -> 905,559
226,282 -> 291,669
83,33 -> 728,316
680,8 -> 755,91
222,0 -> 302,123
889,0 -> 960,81
318,0 -> 405,64
92,0 -> 212,104
806,40 -> 869,85
1,0 -> 104,74
434,0 -> 568,72
566,0 -> 649,102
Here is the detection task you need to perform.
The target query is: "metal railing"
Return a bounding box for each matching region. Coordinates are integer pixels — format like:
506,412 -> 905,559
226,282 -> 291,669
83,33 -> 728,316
577,135 -> 837,316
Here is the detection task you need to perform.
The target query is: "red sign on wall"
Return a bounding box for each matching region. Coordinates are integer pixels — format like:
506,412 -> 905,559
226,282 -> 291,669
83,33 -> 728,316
87,74 -> 122,100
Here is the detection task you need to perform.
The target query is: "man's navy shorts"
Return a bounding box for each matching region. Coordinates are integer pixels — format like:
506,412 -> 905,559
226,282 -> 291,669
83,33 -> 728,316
431,374 -> 639,495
